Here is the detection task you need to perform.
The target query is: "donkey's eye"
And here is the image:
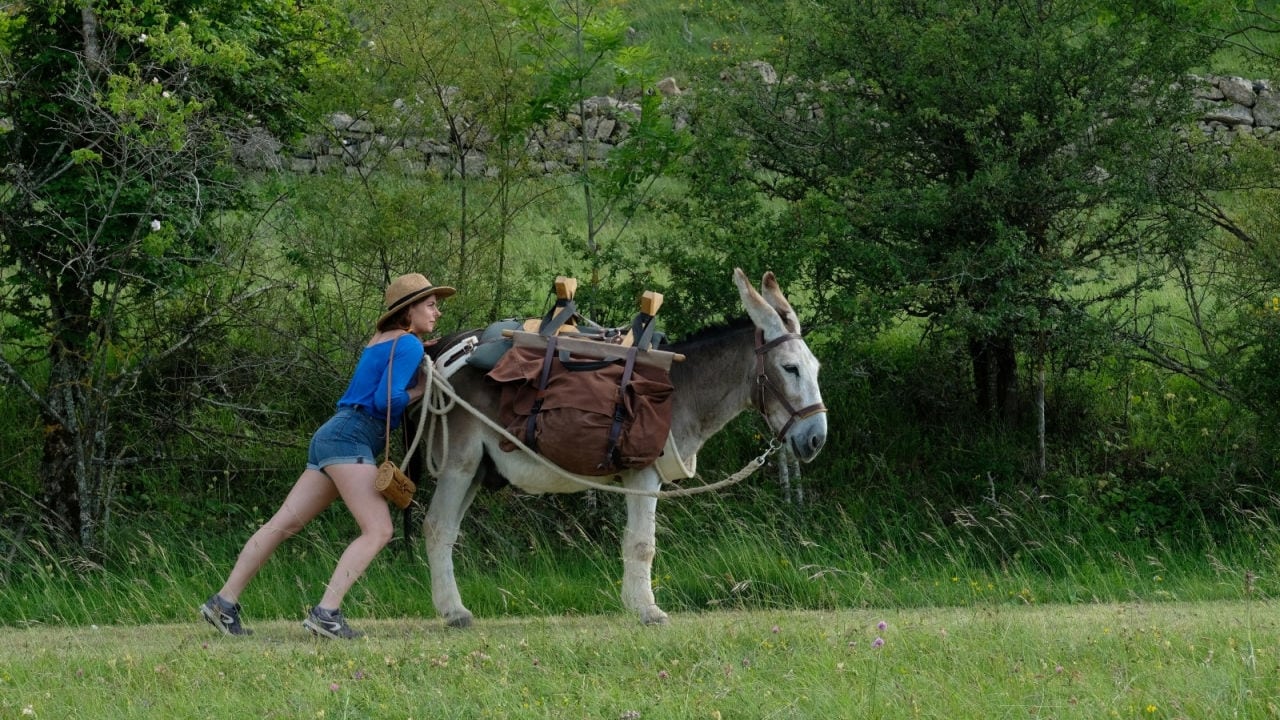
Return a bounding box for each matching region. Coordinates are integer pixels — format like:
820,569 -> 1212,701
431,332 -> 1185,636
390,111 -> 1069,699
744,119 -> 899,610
783,364 -> 800,377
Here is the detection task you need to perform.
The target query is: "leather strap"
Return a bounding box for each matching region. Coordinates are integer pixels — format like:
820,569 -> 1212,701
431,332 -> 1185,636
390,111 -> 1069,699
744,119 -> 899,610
602,346 -> 638,469
539,300 -> 577,336
525,336 -> 559,451
384,335 -> 401,460
753,329 -> 828,440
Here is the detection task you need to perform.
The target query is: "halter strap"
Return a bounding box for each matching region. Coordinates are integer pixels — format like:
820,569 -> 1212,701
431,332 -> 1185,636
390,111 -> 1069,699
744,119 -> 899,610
753,329 -> 828,441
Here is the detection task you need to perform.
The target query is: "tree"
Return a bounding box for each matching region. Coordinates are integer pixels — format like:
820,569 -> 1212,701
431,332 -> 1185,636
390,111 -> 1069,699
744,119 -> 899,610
507,0 -> 690,321
0,0 -> 353,550
670,0 -> 1233,466
344,0 -> 544,323
1123,3 -> 1280,437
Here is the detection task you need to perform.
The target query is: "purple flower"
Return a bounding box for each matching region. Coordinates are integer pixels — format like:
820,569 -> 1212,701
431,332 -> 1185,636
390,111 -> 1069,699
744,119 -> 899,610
872,637 -> 885,649
877,621 -> 887,631
329,682 -> 340,692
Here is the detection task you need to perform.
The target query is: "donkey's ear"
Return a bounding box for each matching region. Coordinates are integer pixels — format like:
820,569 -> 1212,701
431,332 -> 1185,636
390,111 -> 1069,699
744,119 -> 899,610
734,268 -> 788,339
760,271 -> 800,334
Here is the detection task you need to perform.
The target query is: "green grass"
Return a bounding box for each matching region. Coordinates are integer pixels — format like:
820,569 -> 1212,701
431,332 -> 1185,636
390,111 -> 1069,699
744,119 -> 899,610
2,480 -> 1276,629
2,602 -> 1278,718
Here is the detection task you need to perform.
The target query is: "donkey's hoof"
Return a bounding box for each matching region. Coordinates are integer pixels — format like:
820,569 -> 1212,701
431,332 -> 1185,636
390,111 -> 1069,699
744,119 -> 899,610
445,611 -> 474,629
641,607 -> 669,626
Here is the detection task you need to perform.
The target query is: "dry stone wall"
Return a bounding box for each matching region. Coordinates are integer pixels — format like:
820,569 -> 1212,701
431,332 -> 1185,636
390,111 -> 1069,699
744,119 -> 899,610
6,71 -> 1271,174
245,72 -> 1277,176
235,93 -> 656,176
1193,74 -> 1280,145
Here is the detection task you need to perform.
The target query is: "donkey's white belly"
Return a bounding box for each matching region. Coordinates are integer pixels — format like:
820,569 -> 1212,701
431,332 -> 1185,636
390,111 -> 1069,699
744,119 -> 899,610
482,435 -> 626,494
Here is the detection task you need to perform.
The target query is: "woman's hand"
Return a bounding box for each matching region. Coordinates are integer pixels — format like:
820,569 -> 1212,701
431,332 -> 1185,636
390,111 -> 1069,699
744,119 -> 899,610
407,368 -> 426,402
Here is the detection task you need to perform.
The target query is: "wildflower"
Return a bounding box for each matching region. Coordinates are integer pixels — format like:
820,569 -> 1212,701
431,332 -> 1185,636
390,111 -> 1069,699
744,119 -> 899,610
22,706 -> 35,717
620,711 -> 641,720
771,625 -> 780,634
877,621 -> 887,631
329,682 -> 340,692
657,670 -> 669,680
872,637 -> 884,649
162,91 -> 171,99
138,33 -> 148,42
1055,665 -> 1064,674
1146,705 -> 1157,714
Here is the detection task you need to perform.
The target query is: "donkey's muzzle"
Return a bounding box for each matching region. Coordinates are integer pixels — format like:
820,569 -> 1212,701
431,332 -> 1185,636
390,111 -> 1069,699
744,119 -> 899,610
789,413 -> 827,463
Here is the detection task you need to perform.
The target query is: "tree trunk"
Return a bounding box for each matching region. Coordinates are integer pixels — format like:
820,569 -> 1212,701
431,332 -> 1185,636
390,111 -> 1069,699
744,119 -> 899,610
969,335 -> 1019,424
39,280 -> 100,550
1035,341 -> 1046,479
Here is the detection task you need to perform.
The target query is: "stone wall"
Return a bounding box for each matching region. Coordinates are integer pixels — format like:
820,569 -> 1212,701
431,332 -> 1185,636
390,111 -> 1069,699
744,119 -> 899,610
234,93 -> 659,176
1192,74 -> 1280,145
243,72 -> 1277,176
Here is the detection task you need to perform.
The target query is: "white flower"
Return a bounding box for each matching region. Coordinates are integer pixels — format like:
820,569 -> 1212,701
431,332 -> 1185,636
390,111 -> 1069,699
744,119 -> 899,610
138,33 -> 148,43
150,219 -> 162,232
162,91 -> 171,99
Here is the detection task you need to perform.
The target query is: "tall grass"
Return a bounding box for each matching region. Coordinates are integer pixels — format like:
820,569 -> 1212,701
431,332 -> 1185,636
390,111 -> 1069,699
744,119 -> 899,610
3,511 -> 1279,718
1,473 -> 1273,630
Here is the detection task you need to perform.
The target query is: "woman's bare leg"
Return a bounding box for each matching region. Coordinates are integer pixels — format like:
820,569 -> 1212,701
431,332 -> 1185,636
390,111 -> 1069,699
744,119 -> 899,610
317,462 -> 393,609
218,469 -> 338,603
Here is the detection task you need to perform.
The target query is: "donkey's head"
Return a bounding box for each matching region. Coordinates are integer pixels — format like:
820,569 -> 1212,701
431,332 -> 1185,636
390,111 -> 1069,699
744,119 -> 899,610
733,268 -> 828,462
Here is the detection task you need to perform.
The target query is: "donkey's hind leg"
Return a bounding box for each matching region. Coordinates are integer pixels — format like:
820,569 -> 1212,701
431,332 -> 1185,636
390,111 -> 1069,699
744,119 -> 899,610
621,469 -> 668,625
424,452 -> 483,628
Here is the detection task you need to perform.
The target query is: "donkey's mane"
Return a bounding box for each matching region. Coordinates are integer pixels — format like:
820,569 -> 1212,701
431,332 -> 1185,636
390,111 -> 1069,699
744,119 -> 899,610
661,317 -> 754,354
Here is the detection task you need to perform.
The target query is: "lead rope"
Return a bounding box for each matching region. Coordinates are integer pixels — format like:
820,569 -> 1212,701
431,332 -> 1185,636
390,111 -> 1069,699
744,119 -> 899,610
403,358 -> 780,499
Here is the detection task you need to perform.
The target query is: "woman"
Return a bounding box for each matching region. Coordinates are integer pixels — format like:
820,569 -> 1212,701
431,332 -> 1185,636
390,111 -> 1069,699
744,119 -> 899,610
201,273 -> 454,639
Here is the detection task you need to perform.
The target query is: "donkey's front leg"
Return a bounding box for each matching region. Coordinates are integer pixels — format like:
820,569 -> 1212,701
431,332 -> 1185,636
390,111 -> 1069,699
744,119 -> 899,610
621,470 -> 668,625
424,469 -> 481,628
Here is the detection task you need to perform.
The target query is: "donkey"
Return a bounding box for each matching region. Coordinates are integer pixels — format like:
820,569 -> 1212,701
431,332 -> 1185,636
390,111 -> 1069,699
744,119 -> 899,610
417,268 -> 827,626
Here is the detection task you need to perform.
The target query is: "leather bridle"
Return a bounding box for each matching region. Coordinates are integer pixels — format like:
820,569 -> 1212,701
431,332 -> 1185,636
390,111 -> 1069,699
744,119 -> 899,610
753,329 -> 828,441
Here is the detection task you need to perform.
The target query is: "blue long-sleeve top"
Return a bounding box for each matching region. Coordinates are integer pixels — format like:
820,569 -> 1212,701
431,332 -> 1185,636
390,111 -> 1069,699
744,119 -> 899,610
336,335 -> 425,429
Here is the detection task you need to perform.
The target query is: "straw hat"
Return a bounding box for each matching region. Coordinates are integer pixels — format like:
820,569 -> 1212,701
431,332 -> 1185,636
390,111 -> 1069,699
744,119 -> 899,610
376,273 -> 456,329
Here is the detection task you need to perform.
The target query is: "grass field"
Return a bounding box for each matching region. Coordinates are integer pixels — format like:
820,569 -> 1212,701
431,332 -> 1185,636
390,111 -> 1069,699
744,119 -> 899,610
1,602 -> 1276,719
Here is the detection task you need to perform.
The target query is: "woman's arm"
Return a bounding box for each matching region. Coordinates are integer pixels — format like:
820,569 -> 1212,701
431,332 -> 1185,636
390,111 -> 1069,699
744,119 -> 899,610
374,336 -> 425,418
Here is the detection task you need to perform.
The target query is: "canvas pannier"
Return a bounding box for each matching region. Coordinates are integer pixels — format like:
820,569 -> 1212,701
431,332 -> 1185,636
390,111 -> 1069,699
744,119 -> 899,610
486,338 -> 674,476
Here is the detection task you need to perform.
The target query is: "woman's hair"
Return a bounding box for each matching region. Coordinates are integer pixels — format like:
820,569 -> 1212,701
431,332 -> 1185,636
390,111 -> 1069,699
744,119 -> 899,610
377,306 -> 412,332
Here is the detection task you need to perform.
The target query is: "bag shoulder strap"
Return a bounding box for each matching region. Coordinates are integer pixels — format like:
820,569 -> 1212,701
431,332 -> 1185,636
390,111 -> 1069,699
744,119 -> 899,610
384,335 -> 401,461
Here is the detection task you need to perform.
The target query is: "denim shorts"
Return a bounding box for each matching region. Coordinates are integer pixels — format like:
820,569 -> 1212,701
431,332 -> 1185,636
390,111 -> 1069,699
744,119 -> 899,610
307,406 -> 385,472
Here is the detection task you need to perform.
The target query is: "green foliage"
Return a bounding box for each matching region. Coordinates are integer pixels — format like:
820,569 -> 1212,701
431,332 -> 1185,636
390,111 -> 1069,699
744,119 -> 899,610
665,0 -> 1239,424
0,0 -> 357,548
1,0 -> 1278,627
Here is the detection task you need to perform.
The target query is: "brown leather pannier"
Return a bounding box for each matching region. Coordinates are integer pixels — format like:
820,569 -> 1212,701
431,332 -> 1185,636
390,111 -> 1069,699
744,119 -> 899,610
487,343 -> 674,476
